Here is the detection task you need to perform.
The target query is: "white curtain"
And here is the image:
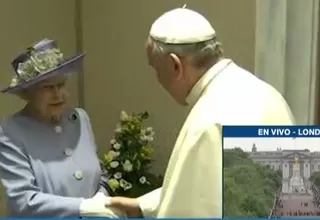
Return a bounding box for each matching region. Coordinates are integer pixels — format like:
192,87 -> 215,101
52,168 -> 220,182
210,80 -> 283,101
255,0 -> 319,124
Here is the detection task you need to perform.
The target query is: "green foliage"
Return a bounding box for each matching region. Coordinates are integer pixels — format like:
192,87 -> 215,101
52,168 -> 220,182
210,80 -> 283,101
224,148 -> 281,218
101,111 -> 163,198
310,171 -> 320,187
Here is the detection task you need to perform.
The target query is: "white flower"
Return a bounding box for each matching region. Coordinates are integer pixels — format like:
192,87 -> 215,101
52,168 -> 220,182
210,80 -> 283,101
114,172 -> 122,179
139,176 -> 147,184
120,111 -> 129,121
113,142 -> 121,150
109,150 -> 116,156
120,179 -> 132,191
107,178 -> 120,191
110,139 -> 116,145
110,161 -> 119,168
110,139 -> 122,150
109,150 -> 120,157
114,124 -> 122,133
140,135 -> 154,142
140,135 -> 148,141
122,160 -> 133,172
115,127 -> 122,133
145,127 -> 155,136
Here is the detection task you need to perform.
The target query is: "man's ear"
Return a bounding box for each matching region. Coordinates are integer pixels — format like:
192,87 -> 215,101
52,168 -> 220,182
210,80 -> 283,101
169,53 -> 183,80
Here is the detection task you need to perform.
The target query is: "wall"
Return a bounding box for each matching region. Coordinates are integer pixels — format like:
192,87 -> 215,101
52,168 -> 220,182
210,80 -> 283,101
81,0 -> 256,173
0,0 -> 78,216
0,0 -> 79,118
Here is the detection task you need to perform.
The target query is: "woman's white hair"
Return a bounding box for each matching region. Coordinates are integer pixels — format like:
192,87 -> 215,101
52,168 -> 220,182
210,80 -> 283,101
15,90 -> 30,101
149,37 -> 224,69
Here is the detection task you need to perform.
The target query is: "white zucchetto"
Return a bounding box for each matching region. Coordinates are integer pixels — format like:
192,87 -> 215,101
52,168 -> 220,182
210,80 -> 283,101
149,7 -> 216,44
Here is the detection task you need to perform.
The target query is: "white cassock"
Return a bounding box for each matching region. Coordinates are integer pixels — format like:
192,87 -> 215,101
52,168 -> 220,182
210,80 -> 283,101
137,58 -> 295,218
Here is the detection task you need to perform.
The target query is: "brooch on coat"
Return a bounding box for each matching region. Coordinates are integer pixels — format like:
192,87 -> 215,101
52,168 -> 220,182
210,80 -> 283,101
68,112 -> 78,123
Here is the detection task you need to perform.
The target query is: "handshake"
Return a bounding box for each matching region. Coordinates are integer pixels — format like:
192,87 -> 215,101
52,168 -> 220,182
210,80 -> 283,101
80,192 -> 142,218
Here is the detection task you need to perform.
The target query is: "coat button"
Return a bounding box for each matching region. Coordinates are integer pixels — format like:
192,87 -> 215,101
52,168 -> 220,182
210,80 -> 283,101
74,171 -> 83,180
54,125 -> 62,133
64,148 -> 73,156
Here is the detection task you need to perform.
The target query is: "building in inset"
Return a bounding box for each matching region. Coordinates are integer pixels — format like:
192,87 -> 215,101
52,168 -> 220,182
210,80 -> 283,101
248,143 -> 320,194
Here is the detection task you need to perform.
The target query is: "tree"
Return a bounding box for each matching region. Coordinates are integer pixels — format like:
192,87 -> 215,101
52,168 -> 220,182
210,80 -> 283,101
310,171 -> 320,187
224,148 -> 281,218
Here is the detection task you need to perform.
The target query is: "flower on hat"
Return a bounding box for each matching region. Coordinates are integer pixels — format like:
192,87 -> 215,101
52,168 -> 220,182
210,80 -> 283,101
9,77 -> 19,88
2,38 -> 85,94
10,47 -> 64,87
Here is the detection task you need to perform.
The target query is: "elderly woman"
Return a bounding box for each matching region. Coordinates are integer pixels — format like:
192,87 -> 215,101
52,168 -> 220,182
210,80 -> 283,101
0,39 -> 125,218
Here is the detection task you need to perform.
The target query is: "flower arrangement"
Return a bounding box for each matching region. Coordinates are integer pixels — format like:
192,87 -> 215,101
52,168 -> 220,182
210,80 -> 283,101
102,111 -> 163,198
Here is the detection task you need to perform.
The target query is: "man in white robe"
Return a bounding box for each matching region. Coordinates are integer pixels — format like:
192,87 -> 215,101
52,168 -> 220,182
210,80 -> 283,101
106,6 -> 295,218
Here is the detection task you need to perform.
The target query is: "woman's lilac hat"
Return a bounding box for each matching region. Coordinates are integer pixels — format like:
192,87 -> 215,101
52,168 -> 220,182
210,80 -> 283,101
1,38 -> 85,93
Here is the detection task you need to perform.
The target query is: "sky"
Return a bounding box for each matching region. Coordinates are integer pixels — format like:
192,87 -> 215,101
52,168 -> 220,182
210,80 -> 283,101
223,137 -> 320,152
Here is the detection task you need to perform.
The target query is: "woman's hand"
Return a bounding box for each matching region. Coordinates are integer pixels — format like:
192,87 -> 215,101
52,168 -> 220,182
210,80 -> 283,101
80,192 -> 126,217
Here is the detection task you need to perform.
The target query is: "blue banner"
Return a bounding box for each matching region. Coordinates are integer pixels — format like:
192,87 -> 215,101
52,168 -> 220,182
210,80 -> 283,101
223,125 -> 320,138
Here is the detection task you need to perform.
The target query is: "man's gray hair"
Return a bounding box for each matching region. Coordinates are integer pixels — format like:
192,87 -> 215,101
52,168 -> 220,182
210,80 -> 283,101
150,37 -> 224,69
